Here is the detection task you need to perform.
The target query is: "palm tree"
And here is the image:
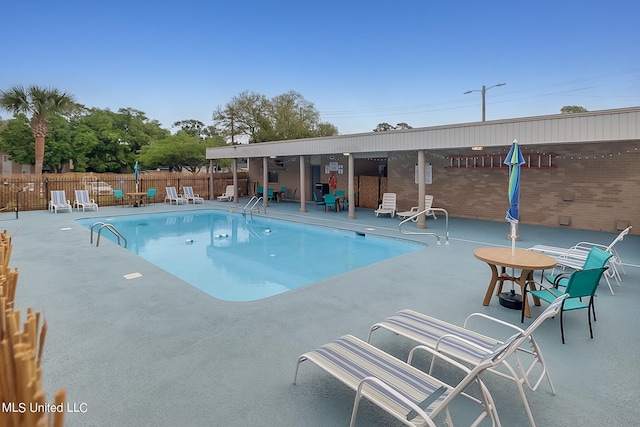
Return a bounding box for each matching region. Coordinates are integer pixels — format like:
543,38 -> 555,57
0,85 -> 76,175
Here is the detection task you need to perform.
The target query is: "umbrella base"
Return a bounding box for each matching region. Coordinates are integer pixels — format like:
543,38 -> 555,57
499,290 -> 523,310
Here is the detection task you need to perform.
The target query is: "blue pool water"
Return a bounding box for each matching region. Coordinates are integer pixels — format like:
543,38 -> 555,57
78,211 -> 424,301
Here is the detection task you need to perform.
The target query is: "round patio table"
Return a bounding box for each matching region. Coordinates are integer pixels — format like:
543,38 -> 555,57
474,247 -> 557,318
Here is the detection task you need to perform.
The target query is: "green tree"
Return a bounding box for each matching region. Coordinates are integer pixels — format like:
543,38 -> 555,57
43,114 -> 74,173
316,122 -> 339,137
0,114 -> 74,172
0,114 -> 33,165
138,132 -> 224,172
173,119 -> 219,139
374,122 -> 395,132
373,122 -> 413,132
213,90 -> 338,143
213,91 -> 268,144
0,85 -> 77,175
71,108 -> 168,173
561,105 -> 588,114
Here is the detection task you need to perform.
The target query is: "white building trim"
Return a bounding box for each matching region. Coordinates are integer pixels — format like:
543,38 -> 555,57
206,107 -> 640,160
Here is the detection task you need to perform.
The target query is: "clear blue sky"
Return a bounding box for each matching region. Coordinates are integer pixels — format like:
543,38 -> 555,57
3,0 -> 639,135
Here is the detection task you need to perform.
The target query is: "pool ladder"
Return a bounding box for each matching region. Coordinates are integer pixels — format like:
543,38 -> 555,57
398,208 -> 450,245
90,222 -> 128,248
242,196 -> 265,218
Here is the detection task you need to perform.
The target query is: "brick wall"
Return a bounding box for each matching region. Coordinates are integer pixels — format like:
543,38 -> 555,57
388,141 -> 639,234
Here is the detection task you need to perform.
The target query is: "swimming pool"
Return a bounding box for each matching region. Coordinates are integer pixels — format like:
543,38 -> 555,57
78,210 -> 425,301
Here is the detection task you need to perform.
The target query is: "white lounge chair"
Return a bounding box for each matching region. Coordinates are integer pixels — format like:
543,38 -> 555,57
528,226 -> 631,292
374,192 -> 397,218
368,294 -> 568,427
397,195 -> 437,221
49,190 -> 72,213
183,186 -> 204,204
294,332 -> 512,427
165,187 -> 186,205
217,185 -> 234,202
74,189 -> 99,212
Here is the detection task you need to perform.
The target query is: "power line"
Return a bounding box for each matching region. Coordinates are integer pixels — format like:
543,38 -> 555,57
318,67 -> 640,120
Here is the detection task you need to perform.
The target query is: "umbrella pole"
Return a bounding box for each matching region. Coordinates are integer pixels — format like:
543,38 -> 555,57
510,223 -> 517,255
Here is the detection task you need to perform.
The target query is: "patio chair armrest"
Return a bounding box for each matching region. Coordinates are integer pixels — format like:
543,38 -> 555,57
552,273 -> 571,288
463,312 -> 525,334
525,279 -> 562,297
408,345 -> 473,375
556,246 -> 591,261
572,241 -> 607,251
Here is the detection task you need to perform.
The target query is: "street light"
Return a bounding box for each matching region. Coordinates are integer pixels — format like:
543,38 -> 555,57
464,83 -> 506,121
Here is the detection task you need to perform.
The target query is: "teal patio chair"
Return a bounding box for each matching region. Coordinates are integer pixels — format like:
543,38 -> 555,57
324,193 -> 337,212
312,192 -> 325,210
543,246 -> 613,293
522,266 -> 609,343
146,188 -> 157,205
113,189 -> 125,206
285,188 -> 297,201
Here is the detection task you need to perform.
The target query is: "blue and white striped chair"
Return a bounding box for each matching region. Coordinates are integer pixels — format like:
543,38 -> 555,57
74,189 -> 98,212
295,334 -> 507,427
165,187 -> 186,205
367,294 -> 568,427
49,190 -> 72,213
293,317 -> 533,427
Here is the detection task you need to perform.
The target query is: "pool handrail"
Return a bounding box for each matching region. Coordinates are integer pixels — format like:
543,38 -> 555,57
243,196 -> 264,217
398,207 -> 450,245
90,221 -> 128,248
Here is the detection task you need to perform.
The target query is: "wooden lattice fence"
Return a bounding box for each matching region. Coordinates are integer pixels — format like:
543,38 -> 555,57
0,172 -> 248,213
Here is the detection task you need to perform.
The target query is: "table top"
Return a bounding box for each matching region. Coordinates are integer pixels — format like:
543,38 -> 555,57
126,192 -> 148,196
474,247 -> 556,270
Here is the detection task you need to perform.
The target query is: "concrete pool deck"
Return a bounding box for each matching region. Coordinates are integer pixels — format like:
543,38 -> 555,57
8,199 -> 640,426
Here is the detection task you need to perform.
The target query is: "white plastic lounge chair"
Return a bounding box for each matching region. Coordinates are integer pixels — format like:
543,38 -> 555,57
374,193 -> 397,218
183,186 -> 205,204
217,185 -> 234,202
294,332 -> 512,427
49,190 -> 72,213
165,187 -> 186,205
368,294 -> 568,427
74,189 -> 99,212
397,195 -> 437,221
528,226 -> 631,292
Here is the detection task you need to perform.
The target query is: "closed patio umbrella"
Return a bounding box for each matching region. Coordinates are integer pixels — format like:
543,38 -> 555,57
505,139 -> 525,255
134,161 -> 139,192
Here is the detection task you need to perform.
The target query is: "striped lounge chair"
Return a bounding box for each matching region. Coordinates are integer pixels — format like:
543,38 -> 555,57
293,332 -> 519,427
528,226 -> 631,295
367,294 -> 568,427
49,190 -> 72,213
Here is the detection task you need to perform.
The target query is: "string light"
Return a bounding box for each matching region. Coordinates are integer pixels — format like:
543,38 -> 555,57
258,145 -> 639,165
